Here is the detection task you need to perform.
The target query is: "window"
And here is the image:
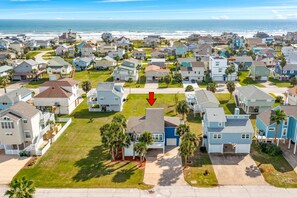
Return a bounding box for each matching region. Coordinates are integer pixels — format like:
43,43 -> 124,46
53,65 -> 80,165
218,68 -> 222,72
100,97 -> 104,100
23,119 -> 27,124
115,97 -> 119,101
153,134 -> 163,142
284,119 -> 288,126
282,128 -> 287,136
5,132 -> 13,136
241,134 -> 250,139
290,70 -> 294,74
218,122 -> 223,127
268,127 -> 275,131
24,130 -> 31,138
2,102 -> 7,105
213,134 -> 222,139
216,62 -> 220,66
1,122 -> 14,129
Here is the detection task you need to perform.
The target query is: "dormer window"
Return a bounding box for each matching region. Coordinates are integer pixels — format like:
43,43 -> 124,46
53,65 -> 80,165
23,119 -> 27,124
218,122 -> 223,127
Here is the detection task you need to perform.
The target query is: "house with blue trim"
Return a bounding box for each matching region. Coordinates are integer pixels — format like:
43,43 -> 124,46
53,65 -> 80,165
202,107 -> 253,154
275,63 -> 297,79
124,108 -> 181,156
73,57 -> 93,71
256,106 -> 297,153
230,56 -> 253,70
0,88 -> 33,111
231,35 -> 244,49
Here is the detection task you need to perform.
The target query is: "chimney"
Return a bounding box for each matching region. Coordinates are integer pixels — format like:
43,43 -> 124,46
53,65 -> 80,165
234,108 -> 240,115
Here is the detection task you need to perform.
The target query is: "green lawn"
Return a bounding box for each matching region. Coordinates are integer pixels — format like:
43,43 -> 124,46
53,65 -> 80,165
74,69 -> 113,87
239,70 -> 265,88
268,77 -> 292,88
269,93 -> 282,107
123,75 -> 146,88
183,150 -> 218,187
215,93 -> 240,115
25,51 -> 41,59
16,94 -> 203,188
158,74 -> 183,88
251,142 -> 297,188
24,76 -> 49,89
197,82 -> 208,88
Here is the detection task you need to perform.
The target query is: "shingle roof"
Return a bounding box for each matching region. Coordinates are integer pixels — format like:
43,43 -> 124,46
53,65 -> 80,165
195,90 -> 220,105
191,62 -> 204,67
7,101 -> 39,118
236,85 -> 275,100
40,78 -> 77,87
258,106 -> 297,125
177,58 -> 196,63
205,108 -> 227,122
207,119 -> 253,133
0,88 -> 32,103
48,57 -> 72,67
96,82 -> 115,91
0,65 -> 12,73
34,82 -> 73,98
284,63 -> 297,71
288,86 -> 297,96
233,56 -> 253,62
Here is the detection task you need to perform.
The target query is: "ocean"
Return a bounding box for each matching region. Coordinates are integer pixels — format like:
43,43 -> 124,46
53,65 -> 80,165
0,19 -> 297,40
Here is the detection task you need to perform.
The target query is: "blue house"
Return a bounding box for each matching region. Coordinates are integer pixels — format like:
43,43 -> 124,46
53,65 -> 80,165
231,56 -> 253,70
77,41 -> 88,52
232,35 -> 244,49
275,63 -> 297,79
256,106 -> 297,152
202,107 -> 253,154
125,108 -> 181,156
73,57 -> 93,71
0,88 -> 33,111
175,44 -> 188,57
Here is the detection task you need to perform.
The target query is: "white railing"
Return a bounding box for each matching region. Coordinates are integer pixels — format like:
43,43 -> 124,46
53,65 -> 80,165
5,149 -> 20,155
36,142 -> 51,156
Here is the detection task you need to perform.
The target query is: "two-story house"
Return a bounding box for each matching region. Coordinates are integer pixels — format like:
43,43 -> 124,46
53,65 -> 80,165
174,44 -> 188,57
202,107 -> 253,154
235,85 -> 275,114
143,35 -> 161,48
80,43 -> 94,57
55,44 -> 68,56
249,61 -> 270,81
107,49 -> 125,59
46,57 -> 73,77
58,30 -> 77,43
256,106 -> 297,153
99,43 -> 117,54
131,50 -> 146,60
125,108 -> 180,156
34,78 -> 80,115
275,63 -> 297,79
112,58 -> 140,81
94,56 -> 117,70
287,86 -> 297,105
0,88 -> 33,111
87,82 -> 124,112
0,101 -> 54,155
12,59 -> 42,81
230,56 -> 253,70
0,65 -> 12,77
180,61 -> 205,82
73,57 -> 93,71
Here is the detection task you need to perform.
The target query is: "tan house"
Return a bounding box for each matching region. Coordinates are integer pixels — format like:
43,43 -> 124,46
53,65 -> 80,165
287,86 -> 297,105
145,65 -> 170,81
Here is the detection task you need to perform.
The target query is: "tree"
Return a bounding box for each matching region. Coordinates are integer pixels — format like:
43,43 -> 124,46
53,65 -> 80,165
182,132 -> 199,147
164,75 -> 171,87
173,73 -> 182,83
207,82 -> 217,93
81,81 -> 92,94
176,100 -> 190,120
138,131 -> 153,145
185,85 -> 194,92
117,132 -> 131,160
134,142 -> 147,163
225,64 -> 236,81
5,177 -> 35,198
270,109 -> 286,143
176,124 -> 190,137
226,81 -> 236,99
179,140 -> 196,165
32,68 -> 38,81
112,114 -> 127,129
290,77 -> 297,86
0,75 -> 10,93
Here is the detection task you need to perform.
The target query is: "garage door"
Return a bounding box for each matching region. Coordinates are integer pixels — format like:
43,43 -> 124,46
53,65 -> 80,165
235,144 -> 251,153
166,138 -> 177,146
209,144 -> 223,153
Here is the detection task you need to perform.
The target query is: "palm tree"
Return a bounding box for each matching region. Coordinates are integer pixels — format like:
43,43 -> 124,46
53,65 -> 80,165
117,132 -> 131,160
179,140 -> 196,165
112,114 -> 127,129
226,81 -> 236,99
176,100 -> 190,120
270,109 -> 286,143
182,132 -> 199,147
134,142 -> 147,163
0,75 -> 10,94
225,64 -> 236,82
32,68 -> 38,81
5,177 -> 35,198
164,75 -> 172,87
81,81 -> 92,95
131,131 -> 138,160
207,82 -> 217,93
176,124 -> 190,137
138,131 -> 153,145
290,77 -> 297,86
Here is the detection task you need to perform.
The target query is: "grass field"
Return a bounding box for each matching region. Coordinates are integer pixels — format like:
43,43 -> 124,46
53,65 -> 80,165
15,94 -> 196,189
25,51 -> 41,59
239,71 -> 265,88
268,77 -> 292,88
74,69 -> 113,87
24,75 -> 49,88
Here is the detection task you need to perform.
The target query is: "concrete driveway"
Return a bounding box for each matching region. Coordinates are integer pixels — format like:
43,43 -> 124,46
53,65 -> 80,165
0,154 -> 31,184
210,154 -> 267,185
182,81 -> 198,89
144,146 -> 187,186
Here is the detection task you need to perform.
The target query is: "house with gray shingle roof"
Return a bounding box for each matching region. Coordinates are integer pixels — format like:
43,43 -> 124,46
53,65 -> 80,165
87,82 -> 124,112
46,57 -> 73,77
202,107 -> 253,153
0,88 -> 33,111
0,101 -> 55,155
249,61 -> 270,81
12,59 -> 43,81
180,61 -> 205,82
186,89 -> 219,116
0,65 -> 12,77
256,106 -> 297,152
125,108 -> 181,156
235,85 -> 275,114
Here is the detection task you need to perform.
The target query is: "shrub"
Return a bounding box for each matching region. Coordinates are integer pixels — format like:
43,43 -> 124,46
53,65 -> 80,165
200,146 -> 207,153
259,142 -> 282,156
185,85 -> 194,92
275,96 -> 284,104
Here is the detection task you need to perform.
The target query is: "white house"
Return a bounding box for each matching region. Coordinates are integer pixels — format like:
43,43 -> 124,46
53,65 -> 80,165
81,43 -> 94,57
209,56 -> 229,81
99,43 -> 117,54
180,61 -> 205,82
287,86 -> 297,105
87,82 -> 124,112
0,65 -> 12,77
47,57 -> 73,77
55,44 -> 68,56
112,58 -> 140,81
94,56 -> 117,70
145,65 -> 170,81
34,78 -> 80,115
107,49 -> 125,59
9,41 -> 24,54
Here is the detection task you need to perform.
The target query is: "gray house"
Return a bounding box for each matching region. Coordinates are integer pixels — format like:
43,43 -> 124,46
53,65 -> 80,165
13,59 -> 41,81
235,85 -> 275,114
87,82 -> 125,112
0,88 -> 33,111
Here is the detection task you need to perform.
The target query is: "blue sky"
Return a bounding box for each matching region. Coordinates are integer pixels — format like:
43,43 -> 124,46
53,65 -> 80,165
1,0 -> 297,20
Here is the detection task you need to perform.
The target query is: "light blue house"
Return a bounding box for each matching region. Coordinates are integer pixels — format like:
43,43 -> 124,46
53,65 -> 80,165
124,108 -> 181,156
175,44 -> 188,57
73,57 -> 93,71
232,35 -> 244,49
0,88 -> 33,111
77,41 -> 88,52
202,107 -> 253,153
256,106 -> 297,153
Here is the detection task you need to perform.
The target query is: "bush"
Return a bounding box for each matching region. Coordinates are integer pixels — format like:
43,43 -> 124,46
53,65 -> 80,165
185,85 -> 194,92
275,96 -> 284,103
200,146 -> 207,153
259,142 -> 282,156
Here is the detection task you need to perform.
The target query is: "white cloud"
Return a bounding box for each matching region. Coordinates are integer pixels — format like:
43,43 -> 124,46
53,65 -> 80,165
211,16 -> 230,20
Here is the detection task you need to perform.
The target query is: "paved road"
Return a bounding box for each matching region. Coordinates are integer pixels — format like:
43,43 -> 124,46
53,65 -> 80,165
34,50 -> 53,64
2,185 -> 297,198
